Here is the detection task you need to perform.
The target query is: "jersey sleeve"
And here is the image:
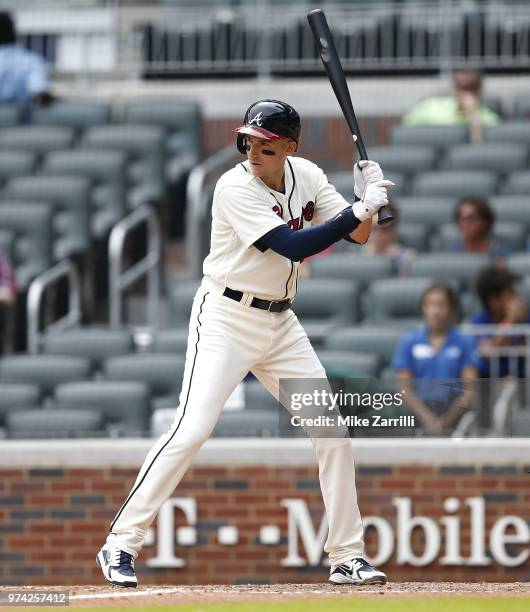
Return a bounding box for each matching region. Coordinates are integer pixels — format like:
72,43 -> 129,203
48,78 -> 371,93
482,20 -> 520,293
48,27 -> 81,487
216,184 -> 286,249
311,165 -> 352,226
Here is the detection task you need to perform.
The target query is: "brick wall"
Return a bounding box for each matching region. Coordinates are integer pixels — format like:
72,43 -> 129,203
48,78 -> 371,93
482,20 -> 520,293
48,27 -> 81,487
1,460 -> 529,585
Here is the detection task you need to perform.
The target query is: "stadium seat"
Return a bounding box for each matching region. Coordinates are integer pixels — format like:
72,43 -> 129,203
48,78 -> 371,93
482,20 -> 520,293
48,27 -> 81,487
103,353 -> 186,402
0,104 -> 20,128
212,409 -> 279,437
0,229 -> 13,260
0,203 -> 53,289
490,196 -> 530,228
122,100 -> 203,182
310,253 -> 394,287
367,145 -> 437,175
0,383 -> 41,424
0,355 -> 91,395
324,325 -> 408,365
397,222 -> 429,252
244,380 -> 278,411
292,278 -> 359,345
433,222 -> 525,253
329,171 -> 406,198
42,328 -> 134,371
483,121 -> 530,146
5,176 -> 91,260
317,349 -> 381,378
506,254 -> 530,278
390,125 -> 468,148
6,407 -> 103,439
168,280 -> 202,326
394,197 -> 455,228
517,277 -> 530,306
408,253 -> 490,289
43,150 -> 127,239
0,126 -> 75,159
0,151 -> 37,186
512,95 -> 530,120
83,125 -> 166,210
149,328 -> 189,354
54,381 -> 150,435
32,101 -> 112,132
442,143 -> 528,175
362,277 -> 435,321
411,171 -> 498,198
502,171 -> 530,196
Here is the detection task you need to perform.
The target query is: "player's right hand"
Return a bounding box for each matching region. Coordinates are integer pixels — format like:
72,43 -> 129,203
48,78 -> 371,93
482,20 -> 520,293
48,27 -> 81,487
352,179 -> 395,222
353,160 -> 384,199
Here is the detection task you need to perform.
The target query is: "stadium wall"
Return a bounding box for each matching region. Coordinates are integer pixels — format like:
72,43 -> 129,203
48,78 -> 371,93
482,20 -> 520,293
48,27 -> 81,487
0,439 -> 529,586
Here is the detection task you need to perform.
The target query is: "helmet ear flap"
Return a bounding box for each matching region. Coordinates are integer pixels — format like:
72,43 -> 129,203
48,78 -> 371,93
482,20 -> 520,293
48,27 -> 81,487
237,133 -> 247,154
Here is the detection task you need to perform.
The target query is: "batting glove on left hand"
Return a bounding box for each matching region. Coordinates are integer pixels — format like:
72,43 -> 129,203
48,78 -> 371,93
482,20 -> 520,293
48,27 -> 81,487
353,160 -> 384,200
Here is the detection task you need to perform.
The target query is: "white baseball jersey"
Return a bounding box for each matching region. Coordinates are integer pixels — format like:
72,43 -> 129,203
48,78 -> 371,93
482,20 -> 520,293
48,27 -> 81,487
203,156 -> 352,301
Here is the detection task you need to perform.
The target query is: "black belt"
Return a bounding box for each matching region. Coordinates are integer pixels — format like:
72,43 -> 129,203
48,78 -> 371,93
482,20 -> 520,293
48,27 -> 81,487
223,287 -> 292,313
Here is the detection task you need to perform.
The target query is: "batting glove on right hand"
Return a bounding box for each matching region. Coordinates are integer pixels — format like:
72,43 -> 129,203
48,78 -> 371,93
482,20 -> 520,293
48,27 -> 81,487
352,179 -> 395,222
353,160 -> 384,200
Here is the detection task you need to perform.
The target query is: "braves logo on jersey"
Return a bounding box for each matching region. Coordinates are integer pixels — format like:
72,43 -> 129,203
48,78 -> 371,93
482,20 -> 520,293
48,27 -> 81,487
272,201 -> 315,231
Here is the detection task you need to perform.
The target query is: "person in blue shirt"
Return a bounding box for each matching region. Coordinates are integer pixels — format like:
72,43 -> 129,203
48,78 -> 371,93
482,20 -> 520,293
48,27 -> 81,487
392,283 -> 480,435
0,12 -> 52,118
470,266 -> 529,378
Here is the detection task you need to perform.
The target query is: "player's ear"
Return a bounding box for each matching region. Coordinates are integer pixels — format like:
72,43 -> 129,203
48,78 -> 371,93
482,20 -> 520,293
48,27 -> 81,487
286,139 -> 297,155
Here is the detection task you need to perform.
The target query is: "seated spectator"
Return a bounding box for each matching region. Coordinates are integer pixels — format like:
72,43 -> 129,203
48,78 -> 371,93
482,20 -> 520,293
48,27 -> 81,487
471,266 -> 530,378
363,202 -> 415,275
0,250 -> 15,352
392,283 -> 479,435
402,68 -> 499,142
450,196 -> 510,261
0,12 -> 53,119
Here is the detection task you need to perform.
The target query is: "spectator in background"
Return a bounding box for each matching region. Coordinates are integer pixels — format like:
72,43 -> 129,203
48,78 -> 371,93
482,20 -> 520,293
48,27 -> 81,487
363,201 -> 415,275
0,250 -> 16,353
402,68 -> 499,142
0,12 -> 52,119
471,266 -> 530,378
392,283 -> 479,435
450,196 -> 510,261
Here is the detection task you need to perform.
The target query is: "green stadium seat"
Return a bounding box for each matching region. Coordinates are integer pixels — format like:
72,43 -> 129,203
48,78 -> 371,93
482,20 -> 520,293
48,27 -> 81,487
442,143 -> 528,175
397,222 -> 429,252
433,222 -> 525,252
0,203 -> 53,289
324,325 -> 408,365
362,277 -> 435,321
32,101 -> 111,132
391,125 -> 468,148
317,349 -> 381,378
368,145 -> 437,175
103,353 -> 186,400
490,196 -> 530,227
0,383 -> 41,424
0,126 -> 75,159
54,381 -> 150,435
408,253 -> 490,289
0,355 -> 91,395
502,171 -> 530,196
483,122 -> 530,146
329,170 -> 406,198
83,125 -> 166,210
394,197 -> 455,228
212,409 -> 279,437
0,151 -> 37,185
43,150 -> 127,238
5,175 -> 91,260
149,328 -> 189,354
506,254 -> 530,277
310,253 -> 394,287
42,328 -> 134,371
6,407 -> 103,439
411,171 -> 498,198
122,100 -> 203,182
0,104 -> 20,128
168,280 -> 202,326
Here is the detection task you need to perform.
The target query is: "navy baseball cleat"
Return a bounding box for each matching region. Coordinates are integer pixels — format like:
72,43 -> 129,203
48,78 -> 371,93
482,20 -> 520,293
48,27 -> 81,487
96,544 -> 138,588
329,557 -> 387,585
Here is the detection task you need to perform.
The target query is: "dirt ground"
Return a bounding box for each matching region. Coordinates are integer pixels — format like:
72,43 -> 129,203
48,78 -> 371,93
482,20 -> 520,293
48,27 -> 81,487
1,583 -> 528,608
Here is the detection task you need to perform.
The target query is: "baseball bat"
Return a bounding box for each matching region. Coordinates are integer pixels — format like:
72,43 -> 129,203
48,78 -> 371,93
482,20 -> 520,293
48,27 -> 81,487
307,9 -> 393,225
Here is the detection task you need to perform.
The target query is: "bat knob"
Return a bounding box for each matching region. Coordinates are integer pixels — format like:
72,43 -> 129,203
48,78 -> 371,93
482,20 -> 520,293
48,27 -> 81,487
377,205 -> 394,225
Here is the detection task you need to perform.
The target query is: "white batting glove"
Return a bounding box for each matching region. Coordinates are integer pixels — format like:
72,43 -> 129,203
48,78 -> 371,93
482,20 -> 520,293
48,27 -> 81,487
354,160 -> 384,199
352,179 -> 394,222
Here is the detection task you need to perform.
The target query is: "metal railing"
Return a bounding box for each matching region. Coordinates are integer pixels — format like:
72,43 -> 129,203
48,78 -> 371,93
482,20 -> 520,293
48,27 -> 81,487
26,259 -> 82,354
185,144 -> 239,278
108,204 -> 161,328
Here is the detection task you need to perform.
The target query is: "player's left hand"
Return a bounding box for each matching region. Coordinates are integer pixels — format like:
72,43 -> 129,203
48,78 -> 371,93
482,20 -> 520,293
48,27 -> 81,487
353,160 -> 384,199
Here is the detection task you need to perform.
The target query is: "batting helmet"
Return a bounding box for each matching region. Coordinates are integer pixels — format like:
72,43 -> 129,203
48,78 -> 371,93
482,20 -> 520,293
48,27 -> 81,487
235,100 -> 301,154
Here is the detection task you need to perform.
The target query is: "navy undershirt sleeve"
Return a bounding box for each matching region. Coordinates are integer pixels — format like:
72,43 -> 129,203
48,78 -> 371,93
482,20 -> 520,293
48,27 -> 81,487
254,207 -> 361,262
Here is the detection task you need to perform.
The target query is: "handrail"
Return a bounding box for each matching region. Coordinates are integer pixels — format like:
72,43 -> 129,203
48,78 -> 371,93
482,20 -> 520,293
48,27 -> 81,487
185,144 -> 239,278
26,259 -> 82,354
108,204 -> 161,328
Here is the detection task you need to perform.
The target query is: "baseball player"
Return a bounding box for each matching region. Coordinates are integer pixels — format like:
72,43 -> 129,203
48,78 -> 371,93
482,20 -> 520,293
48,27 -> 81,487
97,100 -> 392,588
